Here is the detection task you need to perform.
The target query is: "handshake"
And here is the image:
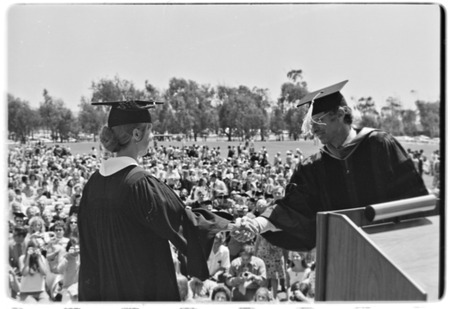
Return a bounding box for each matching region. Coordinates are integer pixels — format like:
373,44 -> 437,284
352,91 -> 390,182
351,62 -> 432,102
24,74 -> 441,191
228,217 -> 261,242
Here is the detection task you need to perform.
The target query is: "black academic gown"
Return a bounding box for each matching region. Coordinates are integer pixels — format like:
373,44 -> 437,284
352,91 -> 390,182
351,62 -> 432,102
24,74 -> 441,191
261,128 -> 429,251
78,165 -> 229,301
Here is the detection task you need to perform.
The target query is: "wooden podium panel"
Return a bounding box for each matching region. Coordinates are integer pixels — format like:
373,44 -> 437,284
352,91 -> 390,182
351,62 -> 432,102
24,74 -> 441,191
363,216 -> 440,300
315,207 -> 440,301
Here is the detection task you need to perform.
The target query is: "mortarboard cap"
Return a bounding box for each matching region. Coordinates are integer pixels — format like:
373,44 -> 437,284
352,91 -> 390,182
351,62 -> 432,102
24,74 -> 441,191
264,192 -> 274,199
217,192 -> 228,198
297,80 -> 348,115
298,80 -> 349,136
13,212 -> 26,218
200,200 -> 213,206
214,211 -> 234,221
92,99 -> 163,127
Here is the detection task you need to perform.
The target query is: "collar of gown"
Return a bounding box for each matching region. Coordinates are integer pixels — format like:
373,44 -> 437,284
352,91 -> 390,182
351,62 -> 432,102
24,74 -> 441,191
322,127 -> 373,160
341,127 -> 358,147
99,156 -> 138,176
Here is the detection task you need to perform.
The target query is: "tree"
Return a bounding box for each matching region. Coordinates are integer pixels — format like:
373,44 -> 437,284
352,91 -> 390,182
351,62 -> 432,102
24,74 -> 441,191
277,79 -> 309,139
144,80 -> 164,133
401,109 -> 418,136
144,80 -> 161,100
416,100 -> 440,138
249,87 -> 270,141
269,106 -> 285,141
287,69 -> 303,83
78,98 -> 106,141
90,75 -> 146,103
356,96 -> 376,114
163,78 -> 209,139
386,96 -> 403,116
154,101 -> 177,135
359,114 -> 381,129
217,86 -> 243,141
217,85 -> 269,141
39,89 -> 63,141
82,76 -> 156,139
379,96 -> 404,135
277,82 -> 308,114
284,107 -> 305,140
157,77 -> 217,140
196,85 -> 219,141
57,107 -> 78,142
39,90 -> 78,142
356,96 -> 380,129
380,114 -> 404,136
8,94 -> 41,143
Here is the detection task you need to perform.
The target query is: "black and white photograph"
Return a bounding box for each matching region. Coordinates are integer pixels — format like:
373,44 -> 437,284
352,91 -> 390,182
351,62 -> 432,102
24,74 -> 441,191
3,1 -> 445,308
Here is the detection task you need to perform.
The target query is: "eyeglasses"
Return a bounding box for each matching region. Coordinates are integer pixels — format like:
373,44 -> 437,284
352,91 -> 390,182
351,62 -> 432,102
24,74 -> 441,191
70,221 -> 77,224
311,112 -> 330,126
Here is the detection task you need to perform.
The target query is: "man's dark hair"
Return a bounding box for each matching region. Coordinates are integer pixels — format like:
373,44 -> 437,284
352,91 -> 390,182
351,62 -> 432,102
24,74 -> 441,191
211,285 -> 231,301
329,105 -> 353,125
13,226 -> 28,237
53,221 -> 66,231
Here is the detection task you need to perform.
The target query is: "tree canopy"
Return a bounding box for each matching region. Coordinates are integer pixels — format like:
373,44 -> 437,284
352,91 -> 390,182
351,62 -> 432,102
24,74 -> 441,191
7,72 -> 441,143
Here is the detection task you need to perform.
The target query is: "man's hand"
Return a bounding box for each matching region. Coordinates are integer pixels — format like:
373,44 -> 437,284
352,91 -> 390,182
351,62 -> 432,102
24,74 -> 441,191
229,217 -> 261,242
231,229 -> 254,242
239,216 -> 260,234
227,221 -> 252,242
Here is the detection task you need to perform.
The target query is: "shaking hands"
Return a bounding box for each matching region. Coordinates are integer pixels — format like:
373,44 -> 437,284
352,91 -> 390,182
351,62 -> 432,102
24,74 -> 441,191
228,216 -> 261,242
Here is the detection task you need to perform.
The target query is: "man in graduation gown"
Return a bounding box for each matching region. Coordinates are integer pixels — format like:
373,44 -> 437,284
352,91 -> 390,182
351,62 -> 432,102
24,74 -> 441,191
78,100 -> 234,301
237,80 -> 429,251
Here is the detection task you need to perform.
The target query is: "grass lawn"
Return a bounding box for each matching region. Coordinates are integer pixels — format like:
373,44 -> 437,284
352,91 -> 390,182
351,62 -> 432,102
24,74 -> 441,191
50,137 -> 438,189
54,138 -> 439,160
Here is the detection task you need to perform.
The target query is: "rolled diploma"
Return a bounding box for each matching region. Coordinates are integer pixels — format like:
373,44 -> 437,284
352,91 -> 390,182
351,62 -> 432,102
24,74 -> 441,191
365,194 -> 436,222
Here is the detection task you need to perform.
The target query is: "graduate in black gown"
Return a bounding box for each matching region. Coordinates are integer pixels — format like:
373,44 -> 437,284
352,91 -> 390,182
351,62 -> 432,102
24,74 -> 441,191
235,80 -> 429,251
78,100 -> 237,301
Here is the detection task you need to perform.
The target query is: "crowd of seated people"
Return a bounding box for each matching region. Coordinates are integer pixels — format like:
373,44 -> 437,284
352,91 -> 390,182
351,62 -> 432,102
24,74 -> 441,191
7,140 -> 338,303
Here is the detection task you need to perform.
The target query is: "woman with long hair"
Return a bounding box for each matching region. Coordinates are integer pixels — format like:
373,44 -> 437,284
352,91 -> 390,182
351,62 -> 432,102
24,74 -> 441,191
286,251 -> 311,292
26,216 -> 50,244
64,215 -> 79,239
18,236 -> 50,302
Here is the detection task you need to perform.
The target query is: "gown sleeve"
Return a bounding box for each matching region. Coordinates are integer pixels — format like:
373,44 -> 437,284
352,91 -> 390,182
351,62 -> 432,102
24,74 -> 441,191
128,171 -> 230,280
369,131 -> 428,200
259,131 -> 428,252
259,163 -> 319,251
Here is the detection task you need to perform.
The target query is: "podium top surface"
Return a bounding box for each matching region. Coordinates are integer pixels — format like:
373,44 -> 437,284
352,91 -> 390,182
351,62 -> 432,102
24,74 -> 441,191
361,215 -> 440,300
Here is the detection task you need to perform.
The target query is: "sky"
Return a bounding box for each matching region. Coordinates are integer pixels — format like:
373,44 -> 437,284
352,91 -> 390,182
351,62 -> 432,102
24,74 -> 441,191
4,2 -> 443,114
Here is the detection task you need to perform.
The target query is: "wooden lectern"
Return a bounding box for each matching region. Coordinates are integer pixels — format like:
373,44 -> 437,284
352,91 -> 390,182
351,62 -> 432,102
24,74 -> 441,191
315,195 -> 441,301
